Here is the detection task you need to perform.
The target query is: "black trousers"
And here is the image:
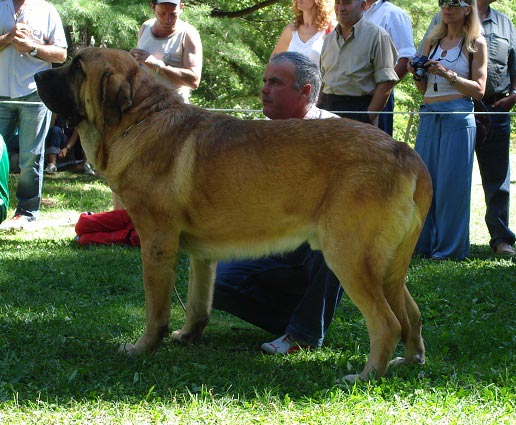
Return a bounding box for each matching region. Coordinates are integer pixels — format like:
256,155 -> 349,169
318,93 -> 373,123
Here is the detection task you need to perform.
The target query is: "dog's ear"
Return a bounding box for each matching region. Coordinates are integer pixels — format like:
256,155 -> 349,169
101,71 -> 133,127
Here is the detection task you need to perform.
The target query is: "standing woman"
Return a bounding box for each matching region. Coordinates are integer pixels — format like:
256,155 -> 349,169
271,0 -> 336,64
409,0 -> 487,260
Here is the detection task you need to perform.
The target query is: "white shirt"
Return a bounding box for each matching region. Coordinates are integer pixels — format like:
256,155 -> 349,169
138,18 -> 199,102
304,104 -> 339,120
288,28 -> 328,65
363,0 -> 415,61
0,0 -> 67,98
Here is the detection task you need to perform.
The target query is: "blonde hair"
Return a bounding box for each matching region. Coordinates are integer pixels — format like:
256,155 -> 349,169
292,0 -> 335,32
428,0 -> 482,53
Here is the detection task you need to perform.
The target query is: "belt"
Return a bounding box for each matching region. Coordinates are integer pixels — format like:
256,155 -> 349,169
322,93 -> 372,102
483,92 -> 507,105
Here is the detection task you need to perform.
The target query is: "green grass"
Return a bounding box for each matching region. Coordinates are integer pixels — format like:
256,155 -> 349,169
0,163 -> 515,424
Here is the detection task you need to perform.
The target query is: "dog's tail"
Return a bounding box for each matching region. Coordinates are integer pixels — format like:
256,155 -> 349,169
384,146 -> 432,285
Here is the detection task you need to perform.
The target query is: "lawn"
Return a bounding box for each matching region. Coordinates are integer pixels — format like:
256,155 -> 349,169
0,157 -> 515,424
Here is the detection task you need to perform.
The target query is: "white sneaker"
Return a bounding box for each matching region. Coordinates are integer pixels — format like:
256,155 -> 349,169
261,334 -> 314,355
44,163 -> 57,174
0,215 -> 32,231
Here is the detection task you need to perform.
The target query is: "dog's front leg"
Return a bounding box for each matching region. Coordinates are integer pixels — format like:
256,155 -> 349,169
171,256 -> 216,344
121,232 -> 179,355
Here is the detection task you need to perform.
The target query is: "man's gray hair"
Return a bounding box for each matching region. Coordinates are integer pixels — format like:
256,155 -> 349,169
269,52 -> 322,105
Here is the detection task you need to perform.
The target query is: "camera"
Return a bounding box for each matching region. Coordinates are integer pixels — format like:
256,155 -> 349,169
411,55 -> 429,80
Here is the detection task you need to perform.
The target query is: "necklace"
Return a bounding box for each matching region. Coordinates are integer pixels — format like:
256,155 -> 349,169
430,38 -> 465,92
438,40 -> 463,63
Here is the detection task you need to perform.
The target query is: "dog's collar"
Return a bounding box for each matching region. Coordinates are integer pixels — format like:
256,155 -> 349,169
122,117 -> 148,137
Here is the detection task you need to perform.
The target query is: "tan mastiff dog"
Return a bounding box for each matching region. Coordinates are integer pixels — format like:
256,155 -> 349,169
35,48 -> 432,381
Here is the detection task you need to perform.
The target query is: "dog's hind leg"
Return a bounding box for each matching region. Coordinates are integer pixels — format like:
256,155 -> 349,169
171,256 -> 216,344
121,230 -> 179,355
382,207 -> 426,370
388,286 -> 425,368
322,244 -> 402,382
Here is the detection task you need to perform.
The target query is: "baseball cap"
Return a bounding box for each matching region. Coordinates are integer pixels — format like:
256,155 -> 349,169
154,0 -> 181,4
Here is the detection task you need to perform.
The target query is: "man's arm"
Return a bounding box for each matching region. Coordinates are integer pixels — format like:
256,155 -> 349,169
388,10 -> 415,82
19,41 -> 66,63
394,57 -> 409,81
368,80 -> 394,123
494,19 -> 516,111
159,26 -> 203,89
0,24 -> 29,53
0,32 -> 13,52
494,75 -> 516,111
7,23 -> 66,63
132,26 -> 203,90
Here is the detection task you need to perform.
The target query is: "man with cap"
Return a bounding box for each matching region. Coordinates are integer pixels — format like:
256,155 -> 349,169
130,0 -> 203,103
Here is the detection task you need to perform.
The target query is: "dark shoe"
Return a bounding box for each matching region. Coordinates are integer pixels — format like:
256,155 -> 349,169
495,242 -> 515,256
82,162 -> 95,175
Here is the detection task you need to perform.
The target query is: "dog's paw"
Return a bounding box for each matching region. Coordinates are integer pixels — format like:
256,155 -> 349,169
171,329 -> 194,344
389,354 -> 425,368
413,353 -> 425,365
119,342 -> 140,355
389,356 -> 406,367
171,325 -> 205,344
337,373 -> 362,384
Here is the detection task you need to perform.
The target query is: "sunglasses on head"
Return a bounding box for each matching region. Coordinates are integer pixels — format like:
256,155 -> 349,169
439,0 -> 470,7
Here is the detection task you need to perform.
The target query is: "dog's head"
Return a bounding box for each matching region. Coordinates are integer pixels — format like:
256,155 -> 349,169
35,48 -> 139,129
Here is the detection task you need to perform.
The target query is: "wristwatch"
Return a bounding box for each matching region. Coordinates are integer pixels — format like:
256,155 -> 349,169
511,87 -> 516,96
29,45 -> 38,57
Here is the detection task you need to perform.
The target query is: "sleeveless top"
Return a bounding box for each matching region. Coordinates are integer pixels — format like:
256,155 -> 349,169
138,18 -> 192,102
424,40 -> 470,98
288,28 -> 327,65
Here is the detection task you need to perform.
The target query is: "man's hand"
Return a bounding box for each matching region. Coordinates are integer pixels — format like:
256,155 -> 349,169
493,94 -> 516,112
130,48 -> 165,71
11,23 -> 35,53
130,48 -> 149,63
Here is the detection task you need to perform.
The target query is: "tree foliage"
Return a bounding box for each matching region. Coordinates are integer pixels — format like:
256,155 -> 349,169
51,0 -> 516,119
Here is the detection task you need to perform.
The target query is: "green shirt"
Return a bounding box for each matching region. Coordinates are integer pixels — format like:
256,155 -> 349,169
481,8 -> 516,97
0,135 -> 9,223
320,18 -> 399,96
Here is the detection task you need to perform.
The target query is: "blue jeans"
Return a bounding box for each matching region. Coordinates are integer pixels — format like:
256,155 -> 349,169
45,125 -> 65,156
475,107 -> 515,250
0,92 -> 51,219
415,98 -> 476,260
378,92 -> 394,136
213,244 -> 344,347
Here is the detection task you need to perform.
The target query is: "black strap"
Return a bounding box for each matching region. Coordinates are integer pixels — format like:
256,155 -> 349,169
429,37 -> 465,61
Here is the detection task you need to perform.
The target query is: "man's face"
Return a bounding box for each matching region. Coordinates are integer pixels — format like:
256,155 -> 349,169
335,0 -> 365,27
261,62 -> 309,119
151,3 -> 182,31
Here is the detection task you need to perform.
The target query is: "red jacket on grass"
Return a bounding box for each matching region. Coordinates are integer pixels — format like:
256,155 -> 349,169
75,209 -> 140,246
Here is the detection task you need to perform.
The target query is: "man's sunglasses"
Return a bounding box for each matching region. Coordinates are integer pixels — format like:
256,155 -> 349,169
438,0 -> 470,7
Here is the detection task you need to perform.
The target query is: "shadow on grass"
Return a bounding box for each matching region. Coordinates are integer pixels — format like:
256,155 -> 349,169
0,240 -> 515,404
8,171 -> 113,213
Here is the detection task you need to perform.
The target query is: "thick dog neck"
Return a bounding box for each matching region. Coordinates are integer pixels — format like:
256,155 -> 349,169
77,121 -> 102,170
